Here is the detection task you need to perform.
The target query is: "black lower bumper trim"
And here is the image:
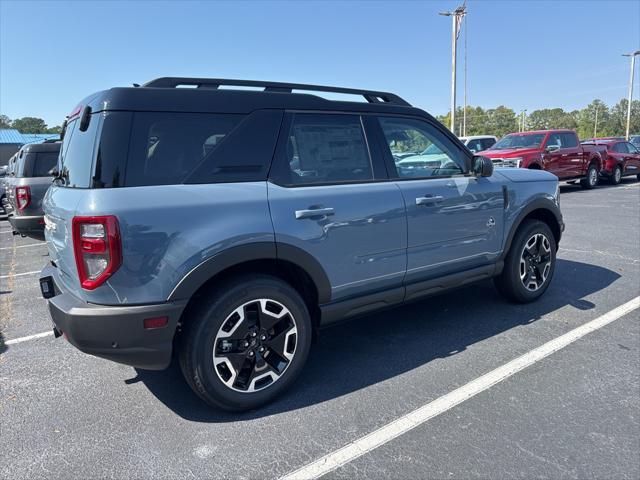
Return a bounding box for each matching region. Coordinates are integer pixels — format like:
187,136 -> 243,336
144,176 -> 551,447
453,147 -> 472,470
8,214 -> 45,241
40,265 -> 187,370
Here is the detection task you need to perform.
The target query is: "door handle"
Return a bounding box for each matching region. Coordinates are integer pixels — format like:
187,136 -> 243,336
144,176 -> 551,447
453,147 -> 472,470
295,207 -> 335,219
415,195 -> 444,206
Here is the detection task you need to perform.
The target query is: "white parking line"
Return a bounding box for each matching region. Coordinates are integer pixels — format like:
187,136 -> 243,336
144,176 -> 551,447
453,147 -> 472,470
0,270 -> 41,280
0,243 -> 44,251
3,330 -> 54,345
280,296 -> 640,480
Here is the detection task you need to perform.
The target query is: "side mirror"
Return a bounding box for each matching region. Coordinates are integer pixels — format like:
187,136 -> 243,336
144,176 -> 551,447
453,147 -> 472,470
473,156 -> 493,177
545,144 -> 560,153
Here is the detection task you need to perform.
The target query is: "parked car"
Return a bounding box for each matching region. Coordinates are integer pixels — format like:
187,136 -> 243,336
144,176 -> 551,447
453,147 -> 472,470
480,129 -> 607,189
630,135 -> 640,148
39,77 -> 563,411
459,135 -> 497,153
581,139 -> 640,184
7,141 -> 60,240
1,153 -> 18,214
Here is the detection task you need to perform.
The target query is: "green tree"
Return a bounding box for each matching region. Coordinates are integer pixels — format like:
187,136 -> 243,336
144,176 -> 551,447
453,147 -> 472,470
11,117 -> 48,134
607,98 -> 640,137
46,125 -> 63,134
527,108 -> 577,131
484,106 -> 518,137
0,114 -> 11,129
577,99 -> 611,139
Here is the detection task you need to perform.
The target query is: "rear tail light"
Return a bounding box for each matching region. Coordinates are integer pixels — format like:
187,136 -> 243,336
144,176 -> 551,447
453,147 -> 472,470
72,216 -> 122,290
16,186 -> 31,211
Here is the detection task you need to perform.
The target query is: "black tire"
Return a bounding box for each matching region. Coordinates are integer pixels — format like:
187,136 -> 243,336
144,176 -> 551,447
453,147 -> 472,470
610,166 -> 622,185
636,173 -> 640,181
494,219 -> 557,303
178,274 -> 312,411
580,164 -> 599,189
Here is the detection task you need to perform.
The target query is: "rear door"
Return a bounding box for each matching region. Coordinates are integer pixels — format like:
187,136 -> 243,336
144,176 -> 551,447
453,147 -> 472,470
374,116 -> 505,283
558,132 -> 583,177
268,112 -> 407,302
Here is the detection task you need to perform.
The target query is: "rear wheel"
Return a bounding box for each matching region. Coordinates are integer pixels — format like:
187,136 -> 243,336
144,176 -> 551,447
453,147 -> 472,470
580,164 -> 599,189
610,166 -> 622,185
495,220 -> 556,303
179,274 -> 312,411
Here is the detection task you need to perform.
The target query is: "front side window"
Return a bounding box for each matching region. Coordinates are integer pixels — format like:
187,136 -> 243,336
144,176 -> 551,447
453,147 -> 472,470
466,139 -> 484,153
277,113 -> 373,185
378,117 -> 464,179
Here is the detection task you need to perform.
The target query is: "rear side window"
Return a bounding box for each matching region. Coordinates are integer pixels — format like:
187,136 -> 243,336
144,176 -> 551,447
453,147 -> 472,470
559,133 -> 578,148
273,113 -> 373,186
32,152 -> 59,177
125,113 -> 243,186
60,117 -> 99,188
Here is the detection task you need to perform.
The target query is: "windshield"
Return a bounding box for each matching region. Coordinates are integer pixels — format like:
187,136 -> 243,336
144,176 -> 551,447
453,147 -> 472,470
490,133 -> 545,150
420,143 -> 444,155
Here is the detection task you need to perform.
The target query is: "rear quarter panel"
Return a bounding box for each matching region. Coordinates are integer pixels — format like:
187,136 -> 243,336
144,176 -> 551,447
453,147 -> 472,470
14,177 -> 52,216
67,182 -> 273,305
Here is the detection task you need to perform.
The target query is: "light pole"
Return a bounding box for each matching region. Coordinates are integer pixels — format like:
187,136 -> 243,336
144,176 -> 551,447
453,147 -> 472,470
622,50 -> 639,140
440,4 -> 466,133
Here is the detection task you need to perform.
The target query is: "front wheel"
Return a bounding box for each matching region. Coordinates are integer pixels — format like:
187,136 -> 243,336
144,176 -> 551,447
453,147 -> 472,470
610,166 -> 622,185
178,274 -> 312,411
494,220 -> 557,303
580,164 -> 599,189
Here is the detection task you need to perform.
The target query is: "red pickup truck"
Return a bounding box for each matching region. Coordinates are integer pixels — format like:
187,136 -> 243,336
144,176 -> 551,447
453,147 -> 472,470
480,129 -> 607,189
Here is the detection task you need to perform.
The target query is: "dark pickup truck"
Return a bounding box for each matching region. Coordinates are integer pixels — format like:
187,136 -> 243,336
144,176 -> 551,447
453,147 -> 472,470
480,129 -> 607,188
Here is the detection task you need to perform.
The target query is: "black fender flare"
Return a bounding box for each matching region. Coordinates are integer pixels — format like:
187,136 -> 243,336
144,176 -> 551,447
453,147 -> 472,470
167,242 -> 332,304
500,197 -> 563,261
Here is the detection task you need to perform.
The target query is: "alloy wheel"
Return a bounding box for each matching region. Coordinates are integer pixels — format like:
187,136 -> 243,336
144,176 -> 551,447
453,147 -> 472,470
614,167 -> 622,184
519,233 -> 552,292
589,167 -> 598,186
213,299 -> 298,393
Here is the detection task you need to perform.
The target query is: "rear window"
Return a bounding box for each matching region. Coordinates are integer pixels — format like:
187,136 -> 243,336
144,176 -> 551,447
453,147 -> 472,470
31,152 -> 59,177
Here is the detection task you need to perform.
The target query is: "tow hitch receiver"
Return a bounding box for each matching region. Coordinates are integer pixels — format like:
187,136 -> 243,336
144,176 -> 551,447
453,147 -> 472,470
39,276 -> 55,299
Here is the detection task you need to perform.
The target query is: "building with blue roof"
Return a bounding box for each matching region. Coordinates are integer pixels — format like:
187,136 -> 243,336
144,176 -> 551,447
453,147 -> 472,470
0,129 -> 60,165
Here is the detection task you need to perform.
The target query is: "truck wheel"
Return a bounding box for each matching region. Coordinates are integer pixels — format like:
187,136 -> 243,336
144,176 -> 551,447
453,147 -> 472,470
610,166 -> 622,185
494,220 -> 556,303
580,164 -> 599,189
178,274 -> 312,411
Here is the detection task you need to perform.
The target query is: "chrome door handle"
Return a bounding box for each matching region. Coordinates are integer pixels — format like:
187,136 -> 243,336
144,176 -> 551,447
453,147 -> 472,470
295,207 -> 335,219
416,195 -> 444,205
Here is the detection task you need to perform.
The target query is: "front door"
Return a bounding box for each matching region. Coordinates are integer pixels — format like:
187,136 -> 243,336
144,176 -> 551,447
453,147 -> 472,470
374,116 -> 505,283
268,112 -> 407,302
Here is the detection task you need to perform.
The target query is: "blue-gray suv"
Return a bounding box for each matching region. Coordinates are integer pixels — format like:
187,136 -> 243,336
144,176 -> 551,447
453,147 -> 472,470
39,78 -> 563,411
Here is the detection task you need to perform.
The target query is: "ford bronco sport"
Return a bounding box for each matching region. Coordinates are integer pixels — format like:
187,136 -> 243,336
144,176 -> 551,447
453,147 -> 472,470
39,77 -> 563,411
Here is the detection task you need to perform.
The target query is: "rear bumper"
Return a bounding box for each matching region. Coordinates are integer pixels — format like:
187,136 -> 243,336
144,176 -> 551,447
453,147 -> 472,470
8,214 -> 45,240
40,265 -> 187,370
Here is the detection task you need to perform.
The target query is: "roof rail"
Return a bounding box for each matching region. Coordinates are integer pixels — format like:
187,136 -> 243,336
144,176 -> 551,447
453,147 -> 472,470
141,77 -> 411,106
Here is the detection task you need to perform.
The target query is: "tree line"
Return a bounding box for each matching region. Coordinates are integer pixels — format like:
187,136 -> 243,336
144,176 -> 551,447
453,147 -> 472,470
0,114 -> 63,134
1,97 -> 638,139
436,98 -> 639,139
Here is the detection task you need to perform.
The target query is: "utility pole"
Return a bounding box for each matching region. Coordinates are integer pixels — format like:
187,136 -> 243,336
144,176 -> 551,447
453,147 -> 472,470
622,50 -> 639,140
440,3 -> 466,134
463,12 -> 468,137
593,104 -> 599,139
520,110 -> 527,132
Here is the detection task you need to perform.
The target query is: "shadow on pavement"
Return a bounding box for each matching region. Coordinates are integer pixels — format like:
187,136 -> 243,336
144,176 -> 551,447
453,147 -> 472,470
559,175 -> 639,194
0,332 -> 7,355
134,258 -> 620,422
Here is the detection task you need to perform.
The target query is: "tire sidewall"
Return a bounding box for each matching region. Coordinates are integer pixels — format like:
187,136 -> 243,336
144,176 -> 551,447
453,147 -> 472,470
185,277 -> 312,410
505,221 -> 557,302
612,166 -> 622,185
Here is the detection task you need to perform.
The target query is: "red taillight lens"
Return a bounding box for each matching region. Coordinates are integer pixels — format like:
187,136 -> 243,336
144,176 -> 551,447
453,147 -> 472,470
72,216 -> 122,290
16,186 -> 31,211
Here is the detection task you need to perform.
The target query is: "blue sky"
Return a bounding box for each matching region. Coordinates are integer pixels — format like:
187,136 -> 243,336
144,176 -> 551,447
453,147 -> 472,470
1,0 -> 639,127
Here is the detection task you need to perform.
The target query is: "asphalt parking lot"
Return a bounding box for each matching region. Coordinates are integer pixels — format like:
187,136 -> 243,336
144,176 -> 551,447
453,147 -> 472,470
1,179 -> 639,479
